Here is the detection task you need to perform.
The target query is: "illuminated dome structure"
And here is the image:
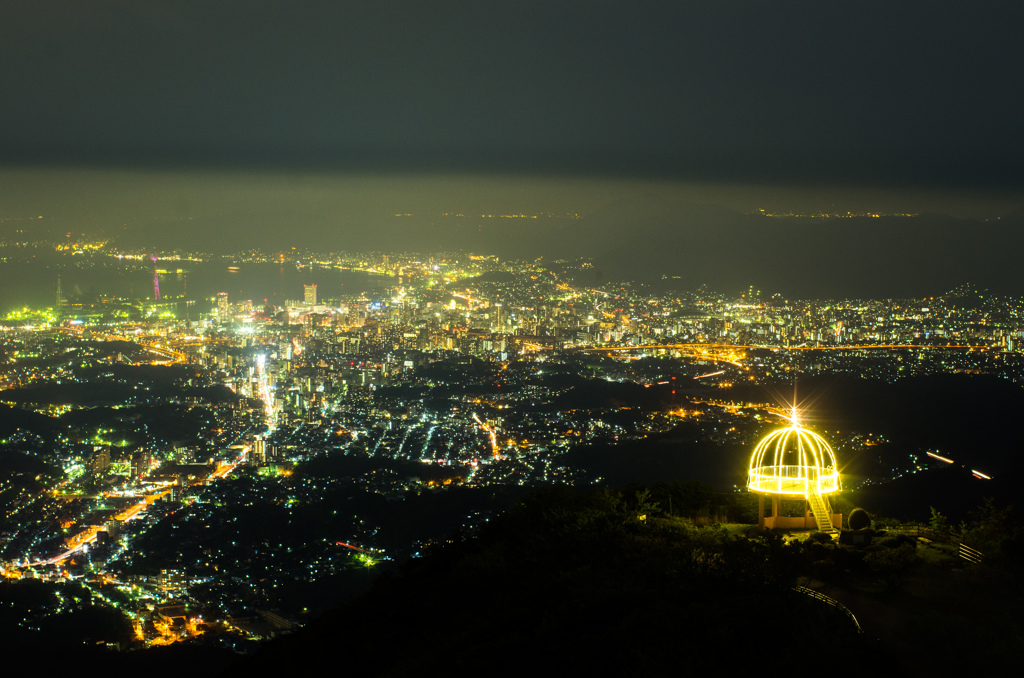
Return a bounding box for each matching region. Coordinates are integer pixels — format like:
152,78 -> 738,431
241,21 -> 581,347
747,409 -> 842,533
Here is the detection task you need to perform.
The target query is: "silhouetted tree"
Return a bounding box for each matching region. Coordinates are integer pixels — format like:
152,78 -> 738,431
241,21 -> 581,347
848,507 -> 871,530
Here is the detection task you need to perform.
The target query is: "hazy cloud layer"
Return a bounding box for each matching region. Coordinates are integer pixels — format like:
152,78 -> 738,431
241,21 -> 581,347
2,1 -> 1021,189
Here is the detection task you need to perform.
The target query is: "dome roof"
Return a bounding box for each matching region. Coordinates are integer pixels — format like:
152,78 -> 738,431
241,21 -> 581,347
747,415 -> 840,495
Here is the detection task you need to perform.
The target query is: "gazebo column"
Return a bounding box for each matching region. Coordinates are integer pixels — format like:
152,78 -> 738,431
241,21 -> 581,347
758,494 -> 765,528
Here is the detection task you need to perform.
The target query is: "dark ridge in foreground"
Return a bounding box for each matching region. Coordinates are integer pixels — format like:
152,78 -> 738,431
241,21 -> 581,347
240,487 -> 871,677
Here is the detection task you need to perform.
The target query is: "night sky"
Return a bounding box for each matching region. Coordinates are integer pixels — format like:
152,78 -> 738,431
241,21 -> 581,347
2,1 -> 1022,291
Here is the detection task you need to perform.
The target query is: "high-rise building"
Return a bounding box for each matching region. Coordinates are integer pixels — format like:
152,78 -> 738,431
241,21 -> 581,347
304,284 -> 317,306
252,439 -> 266,465
216,292 -> 230,322
131,450 -> 151,479
89,446 -> 110,475
56,276 -> 65,319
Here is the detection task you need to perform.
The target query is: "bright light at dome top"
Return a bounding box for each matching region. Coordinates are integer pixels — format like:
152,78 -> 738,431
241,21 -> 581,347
774,405 -> 803,428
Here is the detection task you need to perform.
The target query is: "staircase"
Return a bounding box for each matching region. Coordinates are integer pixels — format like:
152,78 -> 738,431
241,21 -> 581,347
807,491 -> 839,536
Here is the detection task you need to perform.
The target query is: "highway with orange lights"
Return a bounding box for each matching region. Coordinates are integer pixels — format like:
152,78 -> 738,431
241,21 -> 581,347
10,464 -> 237,571
574,342 -> 986,369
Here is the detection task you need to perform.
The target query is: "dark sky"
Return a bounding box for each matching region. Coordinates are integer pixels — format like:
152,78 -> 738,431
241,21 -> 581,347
1,2 -> 1021,238
3,1 -> 1021,185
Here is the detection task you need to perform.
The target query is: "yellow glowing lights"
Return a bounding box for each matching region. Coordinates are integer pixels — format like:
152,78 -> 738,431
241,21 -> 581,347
747,417 -> 840,495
